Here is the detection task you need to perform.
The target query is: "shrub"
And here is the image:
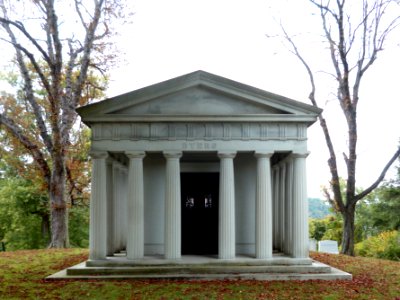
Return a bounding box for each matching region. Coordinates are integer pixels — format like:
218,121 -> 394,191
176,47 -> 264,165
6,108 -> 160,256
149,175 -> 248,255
355,230 -> 400,261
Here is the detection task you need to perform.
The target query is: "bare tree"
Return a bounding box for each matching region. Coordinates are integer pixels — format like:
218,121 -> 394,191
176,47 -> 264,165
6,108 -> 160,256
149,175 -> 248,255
0,0 -> 124,247
279,0 -> 400,255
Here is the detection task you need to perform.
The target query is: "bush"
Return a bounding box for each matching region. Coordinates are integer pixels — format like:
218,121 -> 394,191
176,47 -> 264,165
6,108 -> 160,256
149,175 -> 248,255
355,230 -> 400,261
309,215 -> 343,245
68,205 -> 89,248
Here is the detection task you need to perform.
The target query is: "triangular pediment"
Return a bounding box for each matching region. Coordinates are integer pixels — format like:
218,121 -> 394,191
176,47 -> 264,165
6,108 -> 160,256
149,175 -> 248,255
77,71 -> 322,124
109,86 -> 288,115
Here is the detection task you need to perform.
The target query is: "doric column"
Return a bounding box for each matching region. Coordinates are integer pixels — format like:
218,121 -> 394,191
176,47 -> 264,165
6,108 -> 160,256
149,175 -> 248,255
113,163 -> 123,252
164,151 -> 182,260
279,163 -> 286,252
272,166 -> 280,249
126,151 -> 146,260
106,159 -> 115,256
291,153 -> 309,258
121,167 -> 128,250
284,159 -> 294,255
254,152 -> 273,259
218,151 -> 236,259
89,151 -> 108,260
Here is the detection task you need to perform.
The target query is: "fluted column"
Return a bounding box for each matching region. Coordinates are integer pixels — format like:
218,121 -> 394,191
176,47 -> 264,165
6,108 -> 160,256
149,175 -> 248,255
106,159 -> 115,256
292,153 -> 309,258
121,167 -> 128,250
164,151 -> 182,260
272,167 -> 280,249
89,151 -> 108,260
284,159 -> 294,255
279,163 -> 286,252
126,151 -> 146,260
218,151 -> 236,259
113,163 -> 122,252
254,152 -> 273,259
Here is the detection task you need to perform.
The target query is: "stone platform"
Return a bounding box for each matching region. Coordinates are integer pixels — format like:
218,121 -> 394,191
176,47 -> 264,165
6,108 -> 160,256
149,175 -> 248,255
47,254 -> 352,281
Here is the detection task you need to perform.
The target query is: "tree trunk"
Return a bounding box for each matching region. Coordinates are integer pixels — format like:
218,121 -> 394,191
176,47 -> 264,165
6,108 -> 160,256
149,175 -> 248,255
341,204 -> 356,256
48,152 -> 68,248
41,213 -> 50,243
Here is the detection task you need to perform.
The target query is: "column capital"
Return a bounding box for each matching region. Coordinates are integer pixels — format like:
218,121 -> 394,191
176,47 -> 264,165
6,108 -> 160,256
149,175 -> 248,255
89,151 -> 108,159
254,152 -> 273,159
218,151 -> 236,159
291,152 -> 310,159
125,151 -> 146,159
163,151 -> 182,159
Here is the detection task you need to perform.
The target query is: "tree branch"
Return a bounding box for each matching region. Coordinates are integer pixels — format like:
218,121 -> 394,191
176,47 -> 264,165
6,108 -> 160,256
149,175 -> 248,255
355,147 -> 400,201
61,0 -> 105,145
0,4 -> 53,153
0,113 -> 51,184
280,22 -> 345,213
0,17 -> 51,64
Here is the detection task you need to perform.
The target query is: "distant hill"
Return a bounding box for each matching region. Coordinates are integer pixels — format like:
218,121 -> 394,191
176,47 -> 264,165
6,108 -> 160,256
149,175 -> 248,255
308,198 -> 331,219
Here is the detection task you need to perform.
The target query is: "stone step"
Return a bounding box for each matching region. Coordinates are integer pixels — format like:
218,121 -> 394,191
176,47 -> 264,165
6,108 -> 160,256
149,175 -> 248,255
66,262 -> 331,276
49,263 -> 351,281
85,256 -> 313,267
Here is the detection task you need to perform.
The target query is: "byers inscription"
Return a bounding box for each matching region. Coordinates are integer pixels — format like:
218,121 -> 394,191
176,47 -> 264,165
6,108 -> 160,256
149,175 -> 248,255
182,142 -> 217,150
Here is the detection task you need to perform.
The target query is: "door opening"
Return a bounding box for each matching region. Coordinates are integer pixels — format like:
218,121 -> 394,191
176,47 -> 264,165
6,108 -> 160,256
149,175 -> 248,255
181,172 -> 219,255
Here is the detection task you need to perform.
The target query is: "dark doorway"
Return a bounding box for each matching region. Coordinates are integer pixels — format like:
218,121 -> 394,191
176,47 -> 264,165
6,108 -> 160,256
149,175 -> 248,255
181,172 -> 219,255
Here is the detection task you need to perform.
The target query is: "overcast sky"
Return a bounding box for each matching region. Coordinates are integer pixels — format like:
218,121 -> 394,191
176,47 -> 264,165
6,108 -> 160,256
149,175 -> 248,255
105,0 -> 400,198
1,0 -> 399,199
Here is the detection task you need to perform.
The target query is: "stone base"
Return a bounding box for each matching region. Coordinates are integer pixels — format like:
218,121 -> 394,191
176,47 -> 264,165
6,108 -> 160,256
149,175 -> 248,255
47,254 -> 352,281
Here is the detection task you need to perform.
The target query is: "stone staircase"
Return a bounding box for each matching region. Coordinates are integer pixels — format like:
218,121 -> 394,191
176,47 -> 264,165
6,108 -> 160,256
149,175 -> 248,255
48,255 -> 352,281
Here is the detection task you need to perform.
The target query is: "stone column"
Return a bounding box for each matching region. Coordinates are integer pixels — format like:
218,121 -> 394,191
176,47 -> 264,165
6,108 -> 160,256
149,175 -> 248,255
106,159 -> 115,256
292,153 -> 309,258
254,152 -> 273,259
121,167 -> 128,250
284,159 -> 294,255
279,163 -> 286,252
89,151 -> 108,260
272,166 -> 280,250
126,152 -> 146,260
164,151 -> 182,260
218,151 -> 236,259
113,163 -> 122,252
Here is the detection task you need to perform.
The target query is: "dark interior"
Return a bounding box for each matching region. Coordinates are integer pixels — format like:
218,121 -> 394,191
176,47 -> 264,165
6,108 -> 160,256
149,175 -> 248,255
181,172 -> 219,255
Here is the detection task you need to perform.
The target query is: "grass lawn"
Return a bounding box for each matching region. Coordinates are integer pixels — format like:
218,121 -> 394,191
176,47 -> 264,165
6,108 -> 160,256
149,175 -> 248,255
0,249 -> 399,299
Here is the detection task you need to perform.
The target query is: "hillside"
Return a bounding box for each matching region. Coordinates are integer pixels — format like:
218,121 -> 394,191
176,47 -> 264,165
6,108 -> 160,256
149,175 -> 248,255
309,197 -> 332,219
0,249 -> 399,299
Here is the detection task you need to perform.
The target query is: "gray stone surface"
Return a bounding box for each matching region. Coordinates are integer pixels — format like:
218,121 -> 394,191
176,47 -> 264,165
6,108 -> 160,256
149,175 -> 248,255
309,239 -> 317,251
47,256 -> 351,281
72,71 -> 345,282
318,240 -> 339,254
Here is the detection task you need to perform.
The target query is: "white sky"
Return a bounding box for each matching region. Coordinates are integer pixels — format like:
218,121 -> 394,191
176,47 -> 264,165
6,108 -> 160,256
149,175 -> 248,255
1,0 -> 399,199
105,0 -> 400,198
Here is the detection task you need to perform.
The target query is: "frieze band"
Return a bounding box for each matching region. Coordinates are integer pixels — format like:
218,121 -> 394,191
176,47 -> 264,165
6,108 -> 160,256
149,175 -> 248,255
92,122 -> 307,141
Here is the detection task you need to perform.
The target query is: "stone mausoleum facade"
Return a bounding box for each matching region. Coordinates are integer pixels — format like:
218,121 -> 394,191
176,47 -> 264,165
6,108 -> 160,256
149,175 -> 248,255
77,71 -> 322,263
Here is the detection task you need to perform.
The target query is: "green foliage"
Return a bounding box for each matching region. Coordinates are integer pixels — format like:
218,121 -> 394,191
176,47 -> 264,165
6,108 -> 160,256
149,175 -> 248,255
68,205 -> 89,248
355,231 -> 400,261
309,218 -> 328,241
0,177 -> 89,250
0,178 -> 49,250
308,198 -> 331,219
355,162 -> 400,240
309,215 -> 343,245
368,184 -> 400,231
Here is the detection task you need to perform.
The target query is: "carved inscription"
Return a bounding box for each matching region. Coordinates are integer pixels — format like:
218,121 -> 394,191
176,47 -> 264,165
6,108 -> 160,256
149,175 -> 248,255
182,142 -> 217,150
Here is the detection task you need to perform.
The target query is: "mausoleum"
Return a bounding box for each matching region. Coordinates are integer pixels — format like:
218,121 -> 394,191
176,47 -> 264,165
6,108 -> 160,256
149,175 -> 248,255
51,71 -> 351,280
